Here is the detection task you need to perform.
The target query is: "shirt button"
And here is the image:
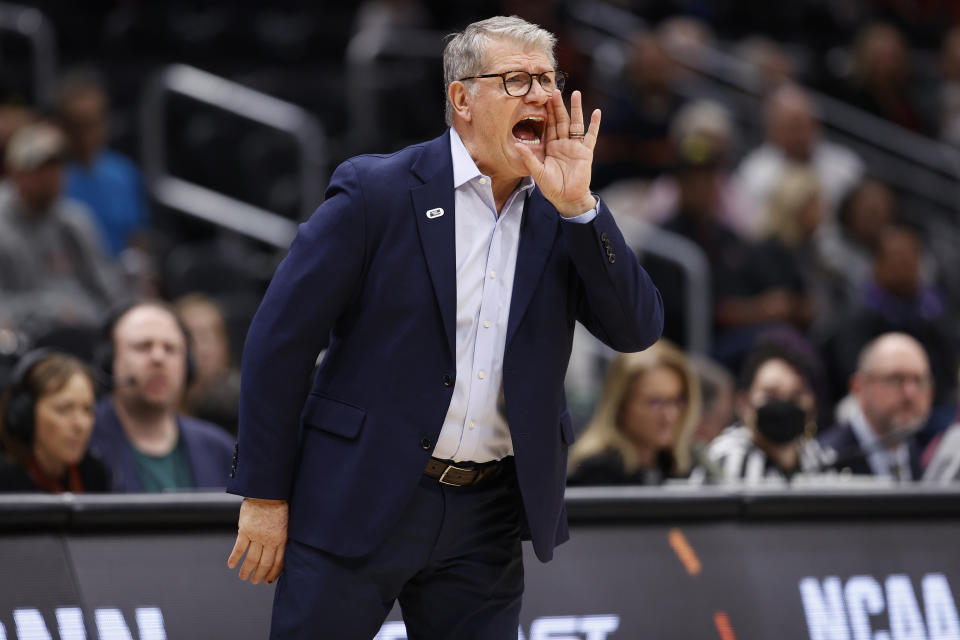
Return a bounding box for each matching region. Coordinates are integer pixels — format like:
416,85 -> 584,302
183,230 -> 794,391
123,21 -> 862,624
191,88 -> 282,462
489,270 -> 496,279
442,374 -> 453,387
420,437 -> 432,450
479,177 -> 487,185
469,421 -> 476,430
478,370 -> 486,380
483,320 -> 491,328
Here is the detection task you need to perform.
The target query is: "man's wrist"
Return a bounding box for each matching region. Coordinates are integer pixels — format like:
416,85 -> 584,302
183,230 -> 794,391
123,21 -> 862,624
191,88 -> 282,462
557,194 -> 598,218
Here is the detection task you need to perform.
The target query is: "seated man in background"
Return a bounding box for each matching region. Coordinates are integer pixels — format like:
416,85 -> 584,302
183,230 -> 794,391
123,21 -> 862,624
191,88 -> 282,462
818,332 -> 930,481
0,122 -> 123,338
90,301 -> 234,492
57,68 -> 150,259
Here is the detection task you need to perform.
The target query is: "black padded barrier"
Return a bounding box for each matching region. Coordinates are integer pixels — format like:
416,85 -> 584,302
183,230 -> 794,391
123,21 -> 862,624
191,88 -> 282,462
2,486 -> 960,639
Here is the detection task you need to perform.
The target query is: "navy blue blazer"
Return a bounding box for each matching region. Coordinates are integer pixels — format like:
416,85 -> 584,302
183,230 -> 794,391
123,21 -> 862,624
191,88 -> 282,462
91,397 -> 235,492
226,130 -> 663,562
817,421 -> 924,480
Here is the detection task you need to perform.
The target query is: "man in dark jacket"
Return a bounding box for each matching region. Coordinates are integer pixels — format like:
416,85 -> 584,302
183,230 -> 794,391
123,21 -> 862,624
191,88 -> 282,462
818,332 -> 930,481
90,301 -> 234,492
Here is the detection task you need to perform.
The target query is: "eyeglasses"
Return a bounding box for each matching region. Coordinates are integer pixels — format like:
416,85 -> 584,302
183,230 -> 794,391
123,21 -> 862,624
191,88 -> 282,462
458,70 -> 568,97
865,372 -> 932,391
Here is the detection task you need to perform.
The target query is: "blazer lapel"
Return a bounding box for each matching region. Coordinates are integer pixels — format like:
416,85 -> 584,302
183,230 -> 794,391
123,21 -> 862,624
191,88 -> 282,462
411,133 -> 457,358
506,189 -> 558,348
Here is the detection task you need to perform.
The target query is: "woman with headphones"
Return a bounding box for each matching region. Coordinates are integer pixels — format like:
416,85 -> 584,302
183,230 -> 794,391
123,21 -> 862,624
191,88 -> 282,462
0,350 -> 109,492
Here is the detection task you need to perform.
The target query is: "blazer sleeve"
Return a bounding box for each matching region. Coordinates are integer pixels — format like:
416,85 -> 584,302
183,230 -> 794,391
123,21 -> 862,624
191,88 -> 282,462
560,198 -> 664,352
227,159 -> 367,499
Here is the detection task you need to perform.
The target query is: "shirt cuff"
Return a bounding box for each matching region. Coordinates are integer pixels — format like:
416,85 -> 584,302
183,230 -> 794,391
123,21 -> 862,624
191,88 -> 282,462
561,197 -> 599,224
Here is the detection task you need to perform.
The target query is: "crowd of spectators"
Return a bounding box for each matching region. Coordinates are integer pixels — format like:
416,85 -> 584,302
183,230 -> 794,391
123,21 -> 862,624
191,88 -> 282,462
3,1 -> 960,493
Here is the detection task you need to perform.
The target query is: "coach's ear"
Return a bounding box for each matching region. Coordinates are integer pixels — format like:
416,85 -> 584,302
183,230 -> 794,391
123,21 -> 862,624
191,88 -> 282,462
448,81 -> 472,123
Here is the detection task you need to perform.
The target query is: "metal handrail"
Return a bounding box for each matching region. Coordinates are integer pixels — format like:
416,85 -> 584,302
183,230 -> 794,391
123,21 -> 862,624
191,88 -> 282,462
139,64 -> 328,249
0,2 -> 57,109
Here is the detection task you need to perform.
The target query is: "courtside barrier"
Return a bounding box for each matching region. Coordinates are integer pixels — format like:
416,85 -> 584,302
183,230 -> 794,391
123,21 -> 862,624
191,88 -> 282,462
2,485 -> 959,639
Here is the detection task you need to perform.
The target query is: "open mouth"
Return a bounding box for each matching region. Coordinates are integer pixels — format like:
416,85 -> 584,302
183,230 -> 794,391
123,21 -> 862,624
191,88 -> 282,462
512,116 -> 545,145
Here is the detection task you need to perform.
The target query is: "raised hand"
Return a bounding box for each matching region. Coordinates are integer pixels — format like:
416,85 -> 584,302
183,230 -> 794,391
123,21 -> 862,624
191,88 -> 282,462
515,90 -> 601,217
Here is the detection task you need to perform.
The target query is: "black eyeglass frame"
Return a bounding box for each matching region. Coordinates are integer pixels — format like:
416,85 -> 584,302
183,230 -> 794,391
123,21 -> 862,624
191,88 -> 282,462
457,70 -> 568,97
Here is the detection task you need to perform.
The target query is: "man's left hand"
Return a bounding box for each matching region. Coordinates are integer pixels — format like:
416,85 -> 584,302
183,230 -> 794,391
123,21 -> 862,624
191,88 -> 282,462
515,90 -> 601,218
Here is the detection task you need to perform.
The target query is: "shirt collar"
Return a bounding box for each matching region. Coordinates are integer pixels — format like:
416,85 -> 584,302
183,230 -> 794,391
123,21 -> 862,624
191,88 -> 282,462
449,128 -> 535,193
849,401 -> 909,475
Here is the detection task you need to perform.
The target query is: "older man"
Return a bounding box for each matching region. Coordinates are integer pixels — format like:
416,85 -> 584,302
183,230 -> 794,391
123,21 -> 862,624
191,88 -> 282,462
226,15 -> 663,639
818,332 -> 932,481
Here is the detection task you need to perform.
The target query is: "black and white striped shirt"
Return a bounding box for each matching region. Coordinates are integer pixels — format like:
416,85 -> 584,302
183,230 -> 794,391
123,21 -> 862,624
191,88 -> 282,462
707,424 -> 837,484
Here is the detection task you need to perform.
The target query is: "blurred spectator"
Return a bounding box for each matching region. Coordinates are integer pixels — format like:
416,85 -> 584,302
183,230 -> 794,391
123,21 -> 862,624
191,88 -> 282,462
750,165 -> 824,335
174,293 -> 241,436
0,105 -> 36,179
707,339 -> 835,483
642,132 -> 805,365
816,178 -> 898,304
845,22 -> 932,135
733,36 -> 796,95
735,84 -> 864,221
567,341 -> 712,485
613,100 -> 754,237
819,333 -> 931,481
594,31 -> 686,187
57,68 -> 150,258
827,221 -> 957,415
0,122 -> 124,338
646,132 -> 747,350
89,302 -> 234,492
656,15 -> 715,85
938,25 -> 960,146
0,351 -> 109,492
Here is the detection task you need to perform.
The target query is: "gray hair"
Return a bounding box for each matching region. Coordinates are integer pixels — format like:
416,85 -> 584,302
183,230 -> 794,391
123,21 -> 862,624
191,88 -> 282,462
443,16 -> 557,126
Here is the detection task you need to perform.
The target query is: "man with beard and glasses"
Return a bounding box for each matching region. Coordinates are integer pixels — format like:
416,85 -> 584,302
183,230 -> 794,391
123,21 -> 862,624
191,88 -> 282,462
89,301 -> 234,492
224,15 -> 662,640
818,332 -> 932,481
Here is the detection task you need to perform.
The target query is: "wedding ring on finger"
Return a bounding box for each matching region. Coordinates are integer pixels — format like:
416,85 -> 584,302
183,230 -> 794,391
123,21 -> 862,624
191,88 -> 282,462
569,132 -> 586,138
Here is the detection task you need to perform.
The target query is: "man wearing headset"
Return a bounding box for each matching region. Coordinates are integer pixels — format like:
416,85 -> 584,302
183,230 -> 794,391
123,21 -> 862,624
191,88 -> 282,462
89,301 -> 234,492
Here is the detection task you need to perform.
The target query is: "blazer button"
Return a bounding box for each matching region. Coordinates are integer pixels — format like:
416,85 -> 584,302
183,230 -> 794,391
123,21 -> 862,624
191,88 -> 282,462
608,253 -> 616,263
420,437 -> 432,450
442,374 -> 453,387
600,232 -> 608,242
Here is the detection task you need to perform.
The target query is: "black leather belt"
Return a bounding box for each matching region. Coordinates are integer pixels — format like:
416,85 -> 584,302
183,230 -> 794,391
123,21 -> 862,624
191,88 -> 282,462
424,457 -> 505,486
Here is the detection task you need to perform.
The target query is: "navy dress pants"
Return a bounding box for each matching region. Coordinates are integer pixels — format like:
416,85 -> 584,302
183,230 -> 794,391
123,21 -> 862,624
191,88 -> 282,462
270,461 -> 525,639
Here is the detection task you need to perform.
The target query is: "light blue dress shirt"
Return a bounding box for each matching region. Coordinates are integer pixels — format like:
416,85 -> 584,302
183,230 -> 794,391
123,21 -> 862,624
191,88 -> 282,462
433,129 -> 596,463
